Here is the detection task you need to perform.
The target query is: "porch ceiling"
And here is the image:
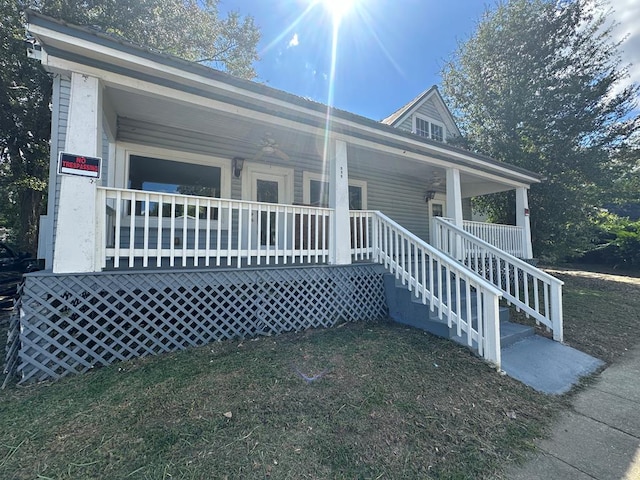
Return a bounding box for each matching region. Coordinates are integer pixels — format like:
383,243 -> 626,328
105,85 -> 522,198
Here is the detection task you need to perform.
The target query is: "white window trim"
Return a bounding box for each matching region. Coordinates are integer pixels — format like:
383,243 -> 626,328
302,171 -> 368,209
412,113 -> 446,142
115,142 -> 232,199
242,162 -> 294,204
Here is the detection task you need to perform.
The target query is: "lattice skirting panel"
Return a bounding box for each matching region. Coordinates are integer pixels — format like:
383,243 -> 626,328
7,264 -> 387,384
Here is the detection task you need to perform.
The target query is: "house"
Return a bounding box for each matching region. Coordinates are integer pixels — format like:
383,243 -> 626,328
5,11 -> 564,384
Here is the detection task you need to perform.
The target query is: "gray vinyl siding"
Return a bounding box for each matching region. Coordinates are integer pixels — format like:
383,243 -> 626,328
101,132 -> 109,186
118,119 -> 433,243
118,118 -> 326,204
348,155 -> 431,242
46,74 -> 71,263
396,114 -> 413,132
395,97 -> 448,139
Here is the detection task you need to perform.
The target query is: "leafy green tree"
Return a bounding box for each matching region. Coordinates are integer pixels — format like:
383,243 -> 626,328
0,0 -> 260,253
442,0 -> 639,260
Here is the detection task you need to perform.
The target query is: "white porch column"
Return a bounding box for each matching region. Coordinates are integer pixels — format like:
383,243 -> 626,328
329,139 -> 352,265
446,168 -> 464,260
52,73 -> 102,273
445,168 -> 463,226
516,187 -> 534,259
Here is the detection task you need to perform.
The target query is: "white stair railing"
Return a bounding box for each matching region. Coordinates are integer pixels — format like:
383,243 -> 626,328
433,217 -> 563,342
462,220 -> 525,258
97,187 -> 332,269
350,211 -> 504,367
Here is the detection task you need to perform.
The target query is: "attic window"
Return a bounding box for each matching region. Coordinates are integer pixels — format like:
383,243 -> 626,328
413,115 -> 445,142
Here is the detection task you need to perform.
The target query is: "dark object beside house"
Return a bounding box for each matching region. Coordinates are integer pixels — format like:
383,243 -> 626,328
0,243 -> 42,307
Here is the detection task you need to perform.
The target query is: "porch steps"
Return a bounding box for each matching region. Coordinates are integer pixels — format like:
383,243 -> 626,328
383,273 -> 533,350
383,273 -> 604,394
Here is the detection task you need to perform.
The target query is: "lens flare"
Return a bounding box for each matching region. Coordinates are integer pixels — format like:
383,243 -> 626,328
319,0 -> 359,24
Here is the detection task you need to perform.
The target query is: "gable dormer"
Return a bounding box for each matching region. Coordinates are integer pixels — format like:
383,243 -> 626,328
381,86 -> 461,142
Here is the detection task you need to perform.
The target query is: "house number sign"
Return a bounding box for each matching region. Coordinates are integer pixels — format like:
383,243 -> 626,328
58,152 -> 101,179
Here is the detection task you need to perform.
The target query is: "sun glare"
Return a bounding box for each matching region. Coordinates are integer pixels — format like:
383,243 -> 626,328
318,0 -> 359,24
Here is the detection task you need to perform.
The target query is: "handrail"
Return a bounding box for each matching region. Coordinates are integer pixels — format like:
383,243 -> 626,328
97,186 -> 333,269
462,220 -> 525,258
433,217 -> 563,342
351,211 -> 504,367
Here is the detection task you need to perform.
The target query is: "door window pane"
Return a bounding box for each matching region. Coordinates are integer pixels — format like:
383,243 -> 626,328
256,179 -> 279,203
256,179 -> 279,245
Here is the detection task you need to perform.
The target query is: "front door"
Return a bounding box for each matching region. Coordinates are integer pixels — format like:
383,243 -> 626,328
245,165 -> 293,247
255,176 -> 281,245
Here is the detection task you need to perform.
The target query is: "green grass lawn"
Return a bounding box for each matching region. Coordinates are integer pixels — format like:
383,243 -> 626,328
1,266 -> 638,479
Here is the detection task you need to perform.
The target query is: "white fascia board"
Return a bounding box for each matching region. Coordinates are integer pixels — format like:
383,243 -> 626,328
32,24 -> 540,186
338,125 -> 538,186
42,57 -> 328,137
28,23 -> 326,120
344,135 -> 531,189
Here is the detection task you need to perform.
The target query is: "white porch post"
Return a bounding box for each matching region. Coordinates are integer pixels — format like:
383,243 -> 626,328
516,187 -> 534,259
446,168 -> 463,226
329,139 -> 352,265
52,73 -> 102,273
446,168 -> 464,259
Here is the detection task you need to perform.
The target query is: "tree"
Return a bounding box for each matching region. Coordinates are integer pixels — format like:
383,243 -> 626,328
441,0 -> 639,260
0,0 -> 260,253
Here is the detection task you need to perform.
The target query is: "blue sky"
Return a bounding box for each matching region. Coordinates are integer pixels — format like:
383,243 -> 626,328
219,0 -> 640,121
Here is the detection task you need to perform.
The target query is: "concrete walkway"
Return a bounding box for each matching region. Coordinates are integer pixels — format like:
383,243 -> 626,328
505,344 -> 640,480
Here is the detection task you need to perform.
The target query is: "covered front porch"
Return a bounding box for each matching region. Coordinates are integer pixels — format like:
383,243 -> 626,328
34,69 -> 538,275
42,70 -> 536,274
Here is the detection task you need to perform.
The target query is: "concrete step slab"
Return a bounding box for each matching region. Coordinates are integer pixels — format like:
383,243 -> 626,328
501,336 -> 604,395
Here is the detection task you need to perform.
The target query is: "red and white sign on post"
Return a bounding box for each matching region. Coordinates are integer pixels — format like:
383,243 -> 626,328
58,152 -> 101,178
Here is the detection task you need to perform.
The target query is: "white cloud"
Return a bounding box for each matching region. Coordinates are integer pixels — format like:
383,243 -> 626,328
608,0 -> 640,93
288,33 -> 300,48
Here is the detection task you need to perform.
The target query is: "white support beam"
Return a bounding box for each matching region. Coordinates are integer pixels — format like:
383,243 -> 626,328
446,168 -> 464,226
52,72 -> 102,273
516,187 -> 534,259
329,140 -> 352,265
446,168 -> 464,260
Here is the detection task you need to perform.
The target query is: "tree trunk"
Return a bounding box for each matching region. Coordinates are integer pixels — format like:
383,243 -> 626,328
18,189 -> 43,256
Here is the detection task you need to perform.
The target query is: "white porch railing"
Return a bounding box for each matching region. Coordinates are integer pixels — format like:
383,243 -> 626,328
349,211 -> 504,367
433,217 -> 563,342
462,220 -> 525,258
97,187 -> 333,269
